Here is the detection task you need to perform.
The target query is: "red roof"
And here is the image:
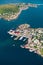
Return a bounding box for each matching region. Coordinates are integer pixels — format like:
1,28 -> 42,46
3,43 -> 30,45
14,31 -> 20,34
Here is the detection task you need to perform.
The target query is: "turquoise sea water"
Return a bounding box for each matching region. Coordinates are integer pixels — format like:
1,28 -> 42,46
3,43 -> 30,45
0,0 -> 43,4
0,0 -> 43,65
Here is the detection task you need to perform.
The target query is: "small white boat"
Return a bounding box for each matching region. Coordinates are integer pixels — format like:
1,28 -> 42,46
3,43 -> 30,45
29,49 -> 33,52
14,36 -> 19,40
19,37 -> 23,40
20,45 -> 24,48
11,36 -> 14,38
23,38 -> 26,41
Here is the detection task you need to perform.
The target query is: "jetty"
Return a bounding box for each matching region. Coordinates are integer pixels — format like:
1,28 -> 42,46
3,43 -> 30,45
8,24 -> 43,57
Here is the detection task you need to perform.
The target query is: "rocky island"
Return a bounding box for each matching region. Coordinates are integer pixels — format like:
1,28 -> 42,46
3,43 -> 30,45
8,24 -> 43,57
0,3 -> 38,21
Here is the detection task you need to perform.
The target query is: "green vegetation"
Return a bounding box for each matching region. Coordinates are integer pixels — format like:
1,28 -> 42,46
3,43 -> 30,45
34,45 -> 37,48
40,48 -> 43,55
0,4 -> 19,15
41,43 -> 43,46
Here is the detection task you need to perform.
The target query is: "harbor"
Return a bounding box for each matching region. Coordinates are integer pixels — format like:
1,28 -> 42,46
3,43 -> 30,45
0,0 -> 43,64
8,24 -> 43,57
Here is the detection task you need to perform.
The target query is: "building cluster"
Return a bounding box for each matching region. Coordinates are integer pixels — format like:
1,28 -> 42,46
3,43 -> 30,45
8,24 -> 43,56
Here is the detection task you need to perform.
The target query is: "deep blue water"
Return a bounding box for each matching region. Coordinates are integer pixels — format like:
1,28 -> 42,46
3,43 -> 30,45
0,0 -> 43,65
0,0 -> 43,4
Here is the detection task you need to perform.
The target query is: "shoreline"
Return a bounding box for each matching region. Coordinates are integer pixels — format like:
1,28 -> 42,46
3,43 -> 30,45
0,5 -> 29,21
0,3 -> 39,21
3,8 -> 22,21
0,3 -> 43,21
20,44 -> 43,57
8,24 -> 43,57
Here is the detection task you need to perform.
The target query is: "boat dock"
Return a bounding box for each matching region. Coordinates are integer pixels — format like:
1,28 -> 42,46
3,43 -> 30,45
10,34 -> 28,42
19,36 -> 24,40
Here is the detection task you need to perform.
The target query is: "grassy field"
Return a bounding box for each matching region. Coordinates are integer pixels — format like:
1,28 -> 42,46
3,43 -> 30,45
0,4 -> 20,15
